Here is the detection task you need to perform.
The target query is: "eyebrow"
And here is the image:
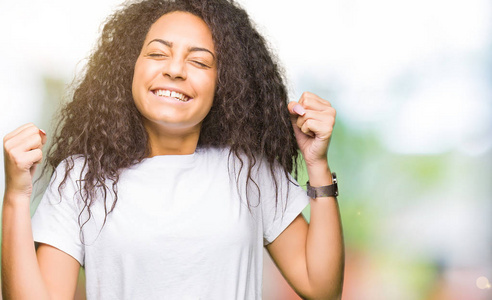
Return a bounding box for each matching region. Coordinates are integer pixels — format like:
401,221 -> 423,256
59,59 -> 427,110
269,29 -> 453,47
147,39 -> 215,60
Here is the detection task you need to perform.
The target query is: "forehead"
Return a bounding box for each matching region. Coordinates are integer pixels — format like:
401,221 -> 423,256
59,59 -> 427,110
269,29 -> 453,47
145,11 -> 215,52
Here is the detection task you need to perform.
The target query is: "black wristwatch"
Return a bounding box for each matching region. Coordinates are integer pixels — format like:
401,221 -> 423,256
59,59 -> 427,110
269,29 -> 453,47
306,172 -> 338,198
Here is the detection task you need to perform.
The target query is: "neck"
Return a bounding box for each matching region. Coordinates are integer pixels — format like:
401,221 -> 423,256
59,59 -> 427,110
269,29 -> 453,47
145,124 -> 201,157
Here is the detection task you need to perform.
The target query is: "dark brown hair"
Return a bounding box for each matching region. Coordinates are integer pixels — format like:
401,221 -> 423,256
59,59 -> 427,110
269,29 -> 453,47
44,0 -> 299,231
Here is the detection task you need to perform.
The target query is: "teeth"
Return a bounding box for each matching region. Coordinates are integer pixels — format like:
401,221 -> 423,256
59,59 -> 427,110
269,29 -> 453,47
154,89 -> 189,102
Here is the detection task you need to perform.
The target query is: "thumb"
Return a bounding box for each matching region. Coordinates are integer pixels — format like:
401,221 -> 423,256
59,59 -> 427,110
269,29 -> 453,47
39,128 -> 47,145
288,101 -> 306,117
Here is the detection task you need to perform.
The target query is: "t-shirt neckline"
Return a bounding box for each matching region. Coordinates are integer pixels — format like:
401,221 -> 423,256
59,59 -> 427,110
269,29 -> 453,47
138,150 -> 199,169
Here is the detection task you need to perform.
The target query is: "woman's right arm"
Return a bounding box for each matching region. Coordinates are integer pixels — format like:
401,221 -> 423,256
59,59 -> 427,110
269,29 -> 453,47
2,123 -> 80,300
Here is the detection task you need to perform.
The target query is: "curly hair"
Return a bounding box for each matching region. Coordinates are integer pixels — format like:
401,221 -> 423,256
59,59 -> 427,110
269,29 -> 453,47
44,0 -> 300,232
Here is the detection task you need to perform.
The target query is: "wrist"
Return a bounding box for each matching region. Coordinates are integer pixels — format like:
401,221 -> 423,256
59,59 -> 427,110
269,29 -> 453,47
306,160 -> 332,186
3,190 -> 32,209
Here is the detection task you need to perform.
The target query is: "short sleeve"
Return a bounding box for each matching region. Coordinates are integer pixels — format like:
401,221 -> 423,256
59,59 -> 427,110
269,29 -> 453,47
262,171 -> 310,246
31,160 -> 85,266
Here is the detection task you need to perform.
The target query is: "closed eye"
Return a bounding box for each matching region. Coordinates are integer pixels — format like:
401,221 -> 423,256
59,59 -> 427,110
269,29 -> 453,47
147,53 -> 168,58
190,60 -> 211,68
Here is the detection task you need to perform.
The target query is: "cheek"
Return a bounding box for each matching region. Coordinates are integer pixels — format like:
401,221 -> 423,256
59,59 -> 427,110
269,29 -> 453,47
132,59 -> 157,102
202,71 -> 218,99
131,60 -> 144,97
133,58 -> 158,85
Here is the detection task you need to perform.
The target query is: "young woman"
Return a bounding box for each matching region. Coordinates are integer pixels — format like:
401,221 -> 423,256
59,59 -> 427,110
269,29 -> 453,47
2,0 -> 344,299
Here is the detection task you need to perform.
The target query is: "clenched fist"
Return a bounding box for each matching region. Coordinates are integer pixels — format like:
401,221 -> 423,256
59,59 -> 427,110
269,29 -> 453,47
3,123 -> 47,199
288,92 -> 336,168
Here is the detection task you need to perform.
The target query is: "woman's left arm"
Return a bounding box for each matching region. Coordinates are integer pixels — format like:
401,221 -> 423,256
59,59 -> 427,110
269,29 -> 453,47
265,92 -> 344,300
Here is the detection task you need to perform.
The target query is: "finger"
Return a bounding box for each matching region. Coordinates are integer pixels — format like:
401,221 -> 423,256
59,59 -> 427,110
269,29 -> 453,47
298,92 -> 332,111
288,101 -> 306,116
23,134 -> 44,152
39,129 -> 47,145
26,148 -> 43,165
3,123 -> 35,143
296,109 -> 336,130
5,124 -> 46,146
297,113 -> 335,139
5,124 -> 38,143
299,119 -> 316,138
4,128 -> 44,154
27,148 -> 43,177
300,119 -> 333,140
7,147 -> 43,173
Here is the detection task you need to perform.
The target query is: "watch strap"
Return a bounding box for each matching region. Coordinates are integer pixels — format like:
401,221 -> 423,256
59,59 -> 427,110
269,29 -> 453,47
307,173 -> 338,198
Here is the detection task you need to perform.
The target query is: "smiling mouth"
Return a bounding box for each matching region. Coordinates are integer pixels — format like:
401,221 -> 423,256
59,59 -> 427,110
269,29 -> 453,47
152,89 -> 191,102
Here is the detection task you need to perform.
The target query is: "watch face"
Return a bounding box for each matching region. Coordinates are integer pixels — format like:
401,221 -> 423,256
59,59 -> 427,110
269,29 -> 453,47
332,173 -> 338,197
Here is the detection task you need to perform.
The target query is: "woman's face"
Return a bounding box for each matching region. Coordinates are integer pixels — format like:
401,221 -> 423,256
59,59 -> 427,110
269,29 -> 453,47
132,11 -> 217,136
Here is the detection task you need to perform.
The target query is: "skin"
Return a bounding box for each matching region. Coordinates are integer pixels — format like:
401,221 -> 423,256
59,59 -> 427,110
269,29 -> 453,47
2,123 -> 79,300
267,94 -> 343,299
2,12 -> 343,300
132,12 -> 218,156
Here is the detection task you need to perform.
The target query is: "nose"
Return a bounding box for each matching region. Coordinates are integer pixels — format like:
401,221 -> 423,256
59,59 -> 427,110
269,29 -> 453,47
162,56 -> 187,80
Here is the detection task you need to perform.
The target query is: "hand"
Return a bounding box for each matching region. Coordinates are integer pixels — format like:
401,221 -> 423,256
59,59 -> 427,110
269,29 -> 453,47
288,92 -> 336,168
3,123 -> 47,198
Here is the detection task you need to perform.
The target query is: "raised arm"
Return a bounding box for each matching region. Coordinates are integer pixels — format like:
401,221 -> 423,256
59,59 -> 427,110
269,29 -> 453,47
266,93 -> 344,300
2,123 -> 80,300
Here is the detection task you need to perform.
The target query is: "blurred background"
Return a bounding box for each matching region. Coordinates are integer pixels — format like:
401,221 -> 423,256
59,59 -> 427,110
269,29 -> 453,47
0,0 -> 490,299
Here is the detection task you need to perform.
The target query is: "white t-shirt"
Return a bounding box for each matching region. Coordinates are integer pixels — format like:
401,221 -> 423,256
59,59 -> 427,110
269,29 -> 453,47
32,147 -> 309,300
